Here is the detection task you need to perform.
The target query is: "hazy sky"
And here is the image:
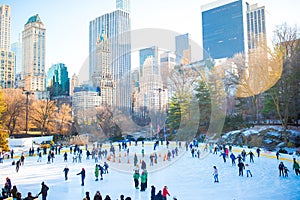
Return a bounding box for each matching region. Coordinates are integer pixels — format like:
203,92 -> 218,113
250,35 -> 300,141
2,0 -> 300,77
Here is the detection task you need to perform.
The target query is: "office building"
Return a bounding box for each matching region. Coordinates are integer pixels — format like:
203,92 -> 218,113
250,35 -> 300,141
0,4 -> 14,88
89,9 -> 131,111
116,0 -> 130,13
46,63 -> 70,99
175,33 -> 191,65
22,14 -> 46,91
201,0 -> 266,59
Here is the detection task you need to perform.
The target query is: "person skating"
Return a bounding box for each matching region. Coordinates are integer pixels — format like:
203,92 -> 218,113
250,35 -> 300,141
151,185 -> 156,200
140,170 -> 147,191
104,195 -> 111,200
276,151 -> 280,160
98,164 -> 104,180
93,191 -> 102,200
248,151 -> 255,163
238,161 -> 245,176
16,160 -> 20,172
77,168 -> 86,186
256,148 -> 261,157
292,158 -> 300,176
278,162 -> 284,177
85,191 -> 91,200
230,153 -> 236,166
133,170 -> 140,189
95,164 -> 99,181
63,165 -> 69,181
103,162 -> 109,174
38,182 -> 49,200
155,190 -> 164,200
245,163 -> 252,177
37,152 -> 42,162
284,166 -> 289,177
24,192 -> 38,200
162,186 -> 170,200
11,185 -> 18,199
64,152 -> 68,162
213,166 -> 219,183
220,152 -> 226,163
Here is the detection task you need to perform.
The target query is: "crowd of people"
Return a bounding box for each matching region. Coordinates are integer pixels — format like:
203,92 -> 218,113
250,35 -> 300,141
1,139 -> 299,199
1,178 -> 48,200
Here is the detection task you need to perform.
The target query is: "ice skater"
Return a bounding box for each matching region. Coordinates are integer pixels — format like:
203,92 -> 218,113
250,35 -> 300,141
38,182 -> 49,200
238,161 -> 245,176
133,170 -> 140,189
293,158 -> 300,176
95,164 -> 99,181
213,166 -> 219,183
63,165 -> 69,181
278,162 -> 284,177
245,163 -> 252,177
77,168 -> 86,186
162,186 -> 171,200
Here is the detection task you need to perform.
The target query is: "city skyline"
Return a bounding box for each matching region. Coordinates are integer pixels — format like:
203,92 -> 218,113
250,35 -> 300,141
2,0 -> 299,79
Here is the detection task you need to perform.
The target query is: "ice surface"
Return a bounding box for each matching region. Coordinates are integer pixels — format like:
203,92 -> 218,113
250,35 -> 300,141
1,142 -> 299,200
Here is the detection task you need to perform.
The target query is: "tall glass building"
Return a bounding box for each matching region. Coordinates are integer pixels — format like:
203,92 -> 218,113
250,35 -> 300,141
89,9 -> 131,111
175,33 -> 191,65
116,0 -> 130,13
46,63 -> 70,99
201,0 -> 266,59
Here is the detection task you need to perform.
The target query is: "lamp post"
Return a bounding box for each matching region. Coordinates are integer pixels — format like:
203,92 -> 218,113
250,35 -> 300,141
24,91 -> 33,135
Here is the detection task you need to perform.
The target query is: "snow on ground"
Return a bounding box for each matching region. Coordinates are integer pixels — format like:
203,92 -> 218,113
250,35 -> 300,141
1,142 -> 300,200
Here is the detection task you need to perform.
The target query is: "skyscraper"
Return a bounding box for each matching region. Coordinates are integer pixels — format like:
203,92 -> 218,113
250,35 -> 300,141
139,46 -> 159,76
116,0 -> 130,13
0,4 -> 10,50
22,14 -> 46,91
0,4 -> 14,88
89,9 -> 131,111
175,33 -> 191,65
201,0 -> 266,60
93,31 -> 115,106
70,73 -> 79,96
46,63 -> 70,99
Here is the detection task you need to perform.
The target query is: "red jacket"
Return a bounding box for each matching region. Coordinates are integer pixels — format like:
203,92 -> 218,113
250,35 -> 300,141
162,188 -> 170,197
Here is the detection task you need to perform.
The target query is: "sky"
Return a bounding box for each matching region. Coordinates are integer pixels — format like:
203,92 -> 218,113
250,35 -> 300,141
1,140 -> 300,199
2,0 -> 300,79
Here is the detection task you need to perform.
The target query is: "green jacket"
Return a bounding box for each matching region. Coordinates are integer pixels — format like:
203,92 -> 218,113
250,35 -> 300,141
133,172 -> 140,180
140,172 -> 147,183
293,161 -> 299,170
95,165 -> 99,177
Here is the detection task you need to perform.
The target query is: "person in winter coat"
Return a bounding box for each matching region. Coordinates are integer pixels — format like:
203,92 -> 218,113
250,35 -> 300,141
237,162 -> 245,176
276,151 -> 280,160
220,152 -> 226,163
140,170 -> 147,191
77,168 -> 86,186
293,158 -> 300,176
63,165 -> 69,181
6,177 -> 12,193
245,163 -> 252,177
103,162 -> 109,174
213,166 -> 219,182
133,170 -> 140,189
248,151 -> 255,163
104,195 -> 111,200
151,185 -> 156,200
63,152 -> 68,162
278,162 -> 285,177
85,192 -> 91,200
24,192 -> 38,200
284,166 -> 289,177
162,186 -> 170,200
38,181 -> 49,200
256,148 -> 261,157
95,164 -> 99,181
93,191 -> 102,200
11,185 -> 18,199
230,153 -> 236,166
155,190 -> 164,200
